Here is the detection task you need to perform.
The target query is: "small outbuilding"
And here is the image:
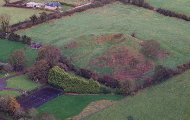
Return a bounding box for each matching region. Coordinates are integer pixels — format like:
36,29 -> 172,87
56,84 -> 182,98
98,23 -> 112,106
45,2 -> 62,10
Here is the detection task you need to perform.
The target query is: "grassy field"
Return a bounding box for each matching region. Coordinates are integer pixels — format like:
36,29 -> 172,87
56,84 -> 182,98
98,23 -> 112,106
37,94 -> 124,120
145,0 -> 190,16
85,70 -> 190,120
0,40 -> 37,66
0,0 -> 48,24
19,3 -> 190,78
0,75 -> 40,97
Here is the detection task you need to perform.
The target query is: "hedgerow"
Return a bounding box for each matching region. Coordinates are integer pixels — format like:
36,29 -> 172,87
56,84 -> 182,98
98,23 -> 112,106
48,66 -> 100,94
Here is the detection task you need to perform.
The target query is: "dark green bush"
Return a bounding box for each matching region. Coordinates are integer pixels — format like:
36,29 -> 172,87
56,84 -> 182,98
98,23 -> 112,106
100,85 -> 112,94
48,66 -> 100,94
22,35 -> 31,45
8,33 -> 21,42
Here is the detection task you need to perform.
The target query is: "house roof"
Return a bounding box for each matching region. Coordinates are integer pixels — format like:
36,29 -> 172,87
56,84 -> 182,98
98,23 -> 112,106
26,2 -> 43,6
45,2 -> 61,7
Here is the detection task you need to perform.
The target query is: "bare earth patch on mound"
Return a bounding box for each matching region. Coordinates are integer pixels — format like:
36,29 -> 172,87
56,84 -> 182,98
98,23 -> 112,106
69,100 -> 116,120
95,34 -> 125,45
91,46 -> 154,80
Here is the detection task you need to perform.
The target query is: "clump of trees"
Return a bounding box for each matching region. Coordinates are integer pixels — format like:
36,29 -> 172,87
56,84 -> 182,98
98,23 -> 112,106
30,12 -> 48,24
27,45 -> 61,83
39,12 -> 48,22
30,15 -> 38,24
0,96 -> 57,120
0,96 -> 21,118
27,60 -> 50,83
8,33 -> 32,45
0,14 -> 10,33
38,44 -> 62,67
0,64 -> 13,74
9,49 -> 27,71
141,40 -> 160,59
0,14 -> 32,45
119,80 -> 133,95
152,65 -> 171,83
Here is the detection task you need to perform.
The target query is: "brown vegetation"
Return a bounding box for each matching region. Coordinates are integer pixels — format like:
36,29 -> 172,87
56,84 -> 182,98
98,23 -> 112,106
9,49 -> 27,71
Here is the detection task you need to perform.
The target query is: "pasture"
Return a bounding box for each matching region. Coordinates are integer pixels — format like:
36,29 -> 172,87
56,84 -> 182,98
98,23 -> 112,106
0,0 -> 47,24
85,70 -> 190,120
145,0 -> 190,16
0,40 -> 37,66
0,75 -> 40,97
37,94 -> 124,120
19,3 -> 190,79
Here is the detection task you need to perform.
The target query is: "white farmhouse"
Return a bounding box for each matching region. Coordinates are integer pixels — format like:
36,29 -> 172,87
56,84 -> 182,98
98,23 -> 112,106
26,2 -> 44,8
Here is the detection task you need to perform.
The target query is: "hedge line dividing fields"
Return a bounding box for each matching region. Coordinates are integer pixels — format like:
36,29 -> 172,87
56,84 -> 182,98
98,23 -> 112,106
18,3 -> 190,81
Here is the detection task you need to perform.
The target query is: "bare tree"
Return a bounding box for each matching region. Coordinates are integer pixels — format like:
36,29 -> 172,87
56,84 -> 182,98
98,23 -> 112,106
9,49 -> 27,71
0,14 -> 10,33
3,0 -> 10,4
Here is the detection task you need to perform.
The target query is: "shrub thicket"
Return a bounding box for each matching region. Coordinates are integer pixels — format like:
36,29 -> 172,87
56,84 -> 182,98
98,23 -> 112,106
6,33 -> 32,45
97,75 -> 120,88
153,65 -> 170,82
141,40 -> 160,59
48,66 -> 100,94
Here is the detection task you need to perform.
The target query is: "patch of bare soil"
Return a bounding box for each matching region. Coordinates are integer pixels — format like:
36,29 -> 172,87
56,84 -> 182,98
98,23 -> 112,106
95,34 -> 125,45
68,100 -> 116,120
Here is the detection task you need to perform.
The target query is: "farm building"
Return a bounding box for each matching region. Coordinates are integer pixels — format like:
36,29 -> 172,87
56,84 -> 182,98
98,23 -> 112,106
45,2 -> 62,10
26,2 -> 44,8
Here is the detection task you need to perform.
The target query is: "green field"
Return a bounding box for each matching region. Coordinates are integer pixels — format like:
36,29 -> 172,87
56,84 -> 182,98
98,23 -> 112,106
85,70 -> 190,120
37,94 -> 124,120
0,40 -> 37,66
0,0 -> 48,24
0,75 -> 40,97
145,0 -> 190,16
18,3 -> 190,79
